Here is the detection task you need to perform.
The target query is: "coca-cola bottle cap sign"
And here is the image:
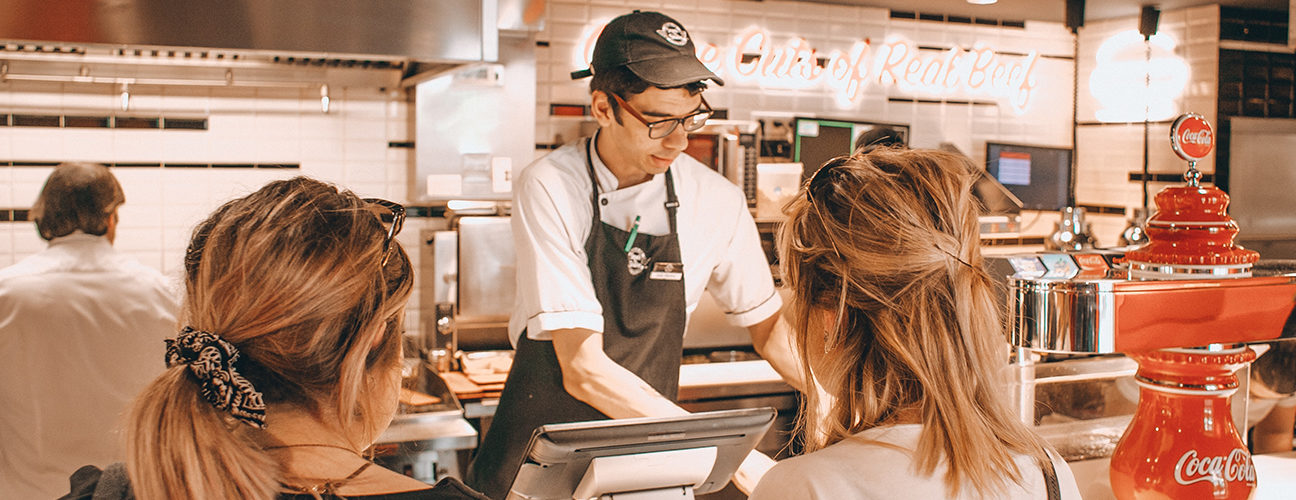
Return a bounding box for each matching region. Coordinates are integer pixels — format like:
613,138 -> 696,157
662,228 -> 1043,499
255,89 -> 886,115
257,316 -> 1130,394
1170,113 -> 1214,161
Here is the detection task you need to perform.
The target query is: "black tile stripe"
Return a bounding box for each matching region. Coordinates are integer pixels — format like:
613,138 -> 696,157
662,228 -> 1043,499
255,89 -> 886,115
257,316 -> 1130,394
405,206 -> 448,218
1077,120 -> 1175,127
982,235 -> 1047,246
387,141 -> 415,149
13,114 -> 60,127
0,161 -> 300,169
162,118 -> 208,130
888,97 -> 998,107
890,9 -> 1025,29
0,113 -> 207,130
0,209 -> 30,222
1075,204 -> 1128,216
1129,172 -> 1214,183
5,204 -> 457,220
65,116 -> 110,128
114,117 -> 160,129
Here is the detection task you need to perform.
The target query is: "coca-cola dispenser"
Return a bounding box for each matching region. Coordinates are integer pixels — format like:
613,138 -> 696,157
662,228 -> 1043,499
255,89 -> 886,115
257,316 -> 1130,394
1006,113 -> 1296,499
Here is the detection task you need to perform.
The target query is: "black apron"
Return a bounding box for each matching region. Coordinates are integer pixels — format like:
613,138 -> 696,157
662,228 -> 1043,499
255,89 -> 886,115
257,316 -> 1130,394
465,136 -> 689,500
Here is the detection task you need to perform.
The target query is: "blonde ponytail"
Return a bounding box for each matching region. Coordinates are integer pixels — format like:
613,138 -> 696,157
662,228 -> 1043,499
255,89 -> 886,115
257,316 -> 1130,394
127,369 -> 279,500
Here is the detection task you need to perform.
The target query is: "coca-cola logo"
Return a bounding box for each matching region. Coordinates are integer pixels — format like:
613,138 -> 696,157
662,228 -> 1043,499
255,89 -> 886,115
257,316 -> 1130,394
1181,129 -> 1212,145
1173,448 -> 1255,487
1170,113 -> 1214,161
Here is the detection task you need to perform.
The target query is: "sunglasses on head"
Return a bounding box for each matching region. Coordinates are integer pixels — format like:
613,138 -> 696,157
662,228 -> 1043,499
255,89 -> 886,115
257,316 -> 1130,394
363,198 -> 405,267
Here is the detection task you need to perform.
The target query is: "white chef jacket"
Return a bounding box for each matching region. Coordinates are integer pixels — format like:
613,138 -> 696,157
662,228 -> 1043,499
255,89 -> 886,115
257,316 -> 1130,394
510,136 -> 780,343
0,232 -> 179,499
750,424 -> 1083,500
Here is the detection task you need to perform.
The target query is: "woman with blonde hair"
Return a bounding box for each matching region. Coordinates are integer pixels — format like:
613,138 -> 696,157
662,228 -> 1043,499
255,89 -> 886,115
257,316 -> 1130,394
62,177 -> 485,499
751,150 -> 1080,499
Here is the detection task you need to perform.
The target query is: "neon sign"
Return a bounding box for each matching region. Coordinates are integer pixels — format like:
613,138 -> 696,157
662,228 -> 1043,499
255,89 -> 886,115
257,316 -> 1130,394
576,24 -> 1041,112
1089,30 -> 1189,123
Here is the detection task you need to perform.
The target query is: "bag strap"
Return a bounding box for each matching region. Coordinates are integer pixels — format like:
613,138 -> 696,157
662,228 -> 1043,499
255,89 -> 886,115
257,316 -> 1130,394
1040,448 -> 1061,500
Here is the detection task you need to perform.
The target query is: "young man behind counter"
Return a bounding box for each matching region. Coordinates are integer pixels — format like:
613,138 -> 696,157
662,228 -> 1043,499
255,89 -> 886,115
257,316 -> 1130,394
465,10 -> 804,499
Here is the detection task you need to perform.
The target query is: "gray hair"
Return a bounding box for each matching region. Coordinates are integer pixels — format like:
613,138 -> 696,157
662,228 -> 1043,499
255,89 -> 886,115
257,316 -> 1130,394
30,162 -> 125,240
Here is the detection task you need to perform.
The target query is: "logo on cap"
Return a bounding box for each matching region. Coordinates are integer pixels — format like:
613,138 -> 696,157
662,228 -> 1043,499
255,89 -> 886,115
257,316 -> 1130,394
656,22 -> 689,46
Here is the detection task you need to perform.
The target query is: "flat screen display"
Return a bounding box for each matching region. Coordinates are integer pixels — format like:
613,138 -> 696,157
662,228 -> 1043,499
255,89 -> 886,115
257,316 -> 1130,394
794,118 -> 909,183
984,142 -> 1073,211
506,408 -> 775,499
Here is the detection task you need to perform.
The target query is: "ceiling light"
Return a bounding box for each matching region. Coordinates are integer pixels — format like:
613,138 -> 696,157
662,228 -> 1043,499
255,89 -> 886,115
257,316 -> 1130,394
967,0 -> 998,5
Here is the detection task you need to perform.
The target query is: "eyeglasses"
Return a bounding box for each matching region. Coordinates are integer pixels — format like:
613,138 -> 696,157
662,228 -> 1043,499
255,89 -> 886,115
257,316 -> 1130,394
610,93 -> 713,139
363,198 -> 405,267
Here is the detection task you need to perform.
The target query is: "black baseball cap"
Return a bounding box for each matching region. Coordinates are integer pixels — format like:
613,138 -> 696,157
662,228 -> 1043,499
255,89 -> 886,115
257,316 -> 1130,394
571,10 -> 724,87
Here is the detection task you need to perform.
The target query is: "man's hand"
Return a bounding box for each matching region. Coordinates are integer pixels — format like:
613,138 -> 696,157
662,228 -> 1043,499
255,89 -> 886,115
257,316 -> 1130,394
732,449 -> 777,495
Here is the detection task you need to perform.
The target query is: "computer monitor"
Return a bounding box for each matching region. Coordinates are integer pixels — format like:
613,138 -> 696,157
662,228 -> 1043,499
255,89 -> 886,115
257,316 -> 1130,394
506,408 -> 776,500
984,142 -> 1074,211
794,118 -> 909,183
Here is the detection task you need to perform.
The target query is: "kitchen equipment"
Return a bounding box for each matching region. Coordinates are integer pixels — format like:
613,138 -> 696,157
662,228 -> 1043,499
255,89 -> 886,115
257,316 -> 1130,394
1047,206 -> 1097,251
422,213 -> 515,369
373,359 -> 478,482
0,0 -> 524,92
685,120 -> 760,206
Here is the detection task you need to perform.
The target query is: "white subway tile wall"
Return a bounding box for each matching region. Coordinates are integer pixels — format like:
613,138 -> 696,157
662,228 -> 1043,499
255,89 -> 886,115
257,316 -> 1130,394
0,83 -> 428,331
1076,5 -> 1221,218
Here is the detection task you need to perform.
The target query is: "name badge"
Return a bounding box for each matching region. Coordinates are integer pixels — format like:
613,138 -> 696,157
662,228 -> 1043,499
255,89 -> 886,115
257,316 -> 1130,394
649,261 -> 684,281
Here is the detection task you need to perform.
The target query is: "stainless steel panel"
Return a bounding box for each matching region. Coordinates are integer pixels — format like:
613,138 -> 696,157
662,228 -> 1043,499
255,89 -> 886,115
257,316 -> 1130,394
1008,268 -> 1296,354
1228,117 -> 1296,243
415,34 -> 535,202
457,216 -> 515,321
1009,277 -> 1120,353
0,0 -> 494,62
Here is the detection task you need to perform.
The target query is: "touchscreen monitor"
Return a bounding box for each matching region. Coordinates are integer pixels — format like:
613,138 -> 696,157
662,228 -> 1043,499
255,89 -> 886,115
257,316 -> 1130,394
506,408 -> 776,500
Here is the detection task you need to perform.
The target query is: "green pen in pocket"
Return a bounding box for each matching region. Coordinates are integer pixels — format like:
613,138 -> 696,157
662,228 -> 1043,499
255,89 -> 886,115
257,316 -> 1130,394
624,215 -> 641,253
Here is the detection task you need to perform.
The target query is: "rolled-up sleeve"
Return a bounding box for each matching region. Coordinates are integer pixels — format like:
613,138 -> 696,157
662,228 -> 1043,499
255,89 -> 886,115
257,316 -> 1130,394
512,160 -> 604,342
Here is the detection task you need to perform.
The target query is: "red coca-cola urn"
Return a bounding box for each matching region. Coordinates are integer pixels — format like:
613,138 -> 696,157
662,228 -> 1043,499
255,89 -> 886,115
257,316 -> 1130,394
1111,113 -> 1260,499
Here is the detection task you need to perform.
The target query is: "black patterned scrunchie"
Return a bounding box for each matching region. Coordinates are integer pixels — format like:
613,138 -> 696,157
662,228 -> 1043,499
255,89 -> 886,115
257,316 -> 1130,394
165,327 -> 267,429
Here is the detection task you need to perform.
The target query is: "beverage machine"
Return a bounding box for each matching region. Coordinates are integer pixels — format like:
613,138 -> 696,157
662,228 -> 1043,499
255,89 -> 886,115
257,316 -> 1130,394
1004,114 -> 1296,499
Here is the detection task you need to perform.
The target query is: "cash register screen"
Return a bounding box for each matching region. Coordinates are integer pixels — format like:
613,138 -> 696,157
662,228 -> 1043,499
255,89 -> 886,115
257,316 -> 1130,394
506,408 -> 775,499
985,142 -> 1073,211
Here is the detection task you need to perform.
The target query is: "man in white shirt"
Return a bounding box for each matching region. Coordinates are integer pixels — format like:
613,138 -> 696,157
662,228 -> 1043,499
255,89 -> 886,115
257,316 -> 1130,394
465,11 -> 802,499
0,163 -> 179,498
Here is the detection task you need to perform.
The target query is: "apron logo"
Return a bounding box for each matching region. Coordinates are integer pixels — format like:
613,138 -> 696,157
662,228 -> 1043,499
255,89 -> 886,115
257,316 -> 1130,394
627,247 -> 647,276
656,22 -> 689,46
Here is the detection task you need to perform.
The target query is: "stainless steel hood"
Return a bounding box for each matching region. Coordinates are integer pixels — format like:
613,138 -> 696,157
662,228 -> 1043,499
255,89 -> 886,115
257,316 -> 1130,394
0,0 -> 537,89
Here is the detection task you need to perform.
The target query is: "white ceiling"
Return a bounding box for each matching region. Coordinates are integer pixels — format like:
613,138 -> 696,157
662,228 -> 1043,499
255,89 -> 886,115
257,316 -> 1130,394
793,0 -> 1286,24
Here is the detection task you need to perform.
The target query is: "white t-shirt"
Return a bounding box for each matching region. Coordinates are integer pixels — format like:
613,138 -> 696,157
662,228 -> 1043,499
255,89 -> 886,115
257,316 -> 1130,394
750,424 -> 1083,500
509,135 -> 780,342
0,232 -> 179,499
